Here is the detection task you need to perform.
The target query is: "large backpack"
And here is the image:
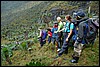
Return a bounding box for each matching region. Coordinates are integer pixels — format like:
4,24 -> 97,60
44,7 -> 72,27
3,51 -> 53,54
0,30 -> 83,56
84,18 -> 99,44
78,18 -> 99,44
68,18 -> 87,39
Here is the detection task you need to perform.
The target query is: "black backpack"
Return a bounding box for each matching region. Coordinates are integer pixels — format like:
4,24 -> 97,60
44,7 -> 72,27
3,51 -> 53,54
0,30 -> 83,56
78,18 -> 99,44
85,18 -> 99,44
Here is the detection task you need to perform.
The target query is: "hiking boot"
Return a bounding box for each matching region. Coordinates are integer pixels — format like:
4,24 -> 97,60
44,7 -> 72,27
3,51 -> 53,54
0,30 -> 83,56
57,49 -> 61,52
70,57 -> 79,63
70,59 -> 78,63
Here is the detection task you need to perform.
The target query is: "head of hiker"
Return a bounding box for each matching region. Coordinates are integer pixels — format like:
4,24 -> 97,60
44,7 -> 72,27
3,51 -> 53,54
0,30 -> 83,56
53,21 -> 58,28
65,15 -> 72,22
57,17 -> 61,22
75,11 -> 85,20
38,26 -> 43,31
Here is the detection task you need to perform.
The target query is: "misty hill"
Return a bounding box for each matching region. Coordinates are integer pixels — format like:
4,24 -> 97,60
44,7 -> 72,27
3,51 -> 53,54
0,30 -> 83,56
1,1 -> 99,43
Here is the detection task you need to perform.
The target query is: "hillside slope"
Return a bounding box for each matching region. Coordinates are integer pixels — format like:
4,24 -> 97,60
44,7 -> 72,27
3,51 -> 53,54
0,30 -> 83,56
1,37 -> 99,66
1,1 -> 99,66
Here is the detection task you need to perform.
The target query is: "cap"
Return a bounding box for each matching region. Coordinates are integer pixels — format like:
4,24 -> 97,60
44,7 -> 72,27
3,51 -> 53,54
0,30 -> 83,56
57,17 -> 61,21
53,21 -> 58,24
76,11 -> 85,18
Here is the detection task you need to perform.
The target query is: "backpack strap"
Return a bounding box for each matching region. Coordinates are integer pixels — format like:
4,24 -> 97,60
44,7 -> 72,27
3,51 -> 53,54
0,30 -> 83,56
69,22 -> 72,30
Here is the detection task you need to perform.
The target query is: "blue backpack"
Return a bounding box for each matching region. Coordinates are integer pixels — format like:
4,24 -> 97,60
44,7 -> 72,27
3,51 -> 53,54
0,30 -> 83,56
42,30 -> 47,40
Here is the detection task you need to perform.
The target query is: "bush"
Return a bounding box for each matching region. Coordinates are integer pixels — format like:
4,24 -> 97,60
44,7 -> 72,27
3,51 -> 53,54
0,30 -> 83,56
19,41 -> 28,50
33,36 -> 38,43
1,45 -> 13,61
26,60 -> 46,66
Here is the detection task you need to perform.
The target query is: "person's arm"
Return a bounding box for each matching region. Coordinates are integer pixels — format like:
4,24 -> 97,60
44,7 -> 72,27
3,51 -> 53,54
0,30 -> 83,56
66,29 -> 73,42
38,30 -> 42,37
59,27 -> 65,32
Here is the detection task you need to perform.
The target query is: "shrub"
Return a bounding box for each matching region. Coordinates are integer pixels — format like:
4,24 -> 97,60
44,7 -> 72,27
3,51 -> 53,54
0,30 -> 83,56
33,36 -> 38,43
26,60 -> 46,66
19,41 -> 28,50
1,45 -> 13,61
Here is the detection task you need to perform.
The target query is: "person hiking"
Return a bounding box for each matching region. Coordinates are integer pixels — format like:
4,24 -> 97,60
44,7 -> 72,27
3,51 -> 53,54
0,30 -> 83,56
55,17 -> 64,52
47,27 -> 52,44
38,27 -> 47,47
70,11 -> 96,63
51,21 -> 58,45
55,15 -> 74,58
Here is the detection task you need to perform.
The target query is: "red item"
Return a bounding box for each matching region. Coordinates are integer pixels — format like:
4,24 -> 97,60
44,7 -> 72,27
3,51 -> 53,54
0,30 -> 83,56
54,24 -> 58,28
48,31 -> 52,37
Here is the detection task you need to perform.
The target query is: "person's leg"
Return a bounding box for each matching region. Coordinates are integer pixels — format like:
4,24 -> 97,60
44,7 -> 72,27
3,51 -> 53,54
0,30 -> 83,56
52,37 -> 55,45
50,37 -> 52,44
57,32 -> 61,51
48,36 -> 51,44
70,39 -> 83,63
58,33 -> 68,56
39,37 -> 44,47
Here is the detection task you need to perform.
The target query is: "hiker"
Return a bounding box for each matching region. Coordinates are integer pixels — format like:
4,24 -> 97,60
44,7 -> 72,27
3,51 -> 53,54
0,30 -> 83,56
51,21 -> 58,45
47,28 -> 52,44
38,27 -> 47,47
70,11 -> 97,63
55,15 -> 74,58
55,17 -> 64,52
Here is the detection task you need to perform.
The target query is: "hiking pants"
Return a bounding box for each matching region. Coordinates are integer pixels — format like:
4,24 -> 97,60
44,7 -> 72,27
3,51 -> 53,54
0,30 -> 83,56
56,32 -> 63,49
39,37 -> 46,47
73,37 -> 84,57
58,33 -> 70,56
52,36 -> 58,45
48,36 -> 52,44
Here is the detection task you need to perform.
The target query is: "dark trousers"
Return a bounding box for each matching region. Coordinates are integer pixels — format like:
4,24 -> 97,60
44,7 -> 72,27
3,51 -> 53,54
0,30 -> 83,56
52,36 -> 58,45
48,36 -> 52,44
58,32 -> 71,56
56,32 -> 63,49
39,37 -> 46,47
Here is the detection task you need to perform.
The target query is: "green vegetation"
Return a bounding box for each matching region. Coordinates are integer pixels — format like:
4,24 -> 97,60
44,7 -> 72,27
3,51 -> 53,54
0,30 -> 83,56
26,59 -> 46,66
1,1 -> 99,66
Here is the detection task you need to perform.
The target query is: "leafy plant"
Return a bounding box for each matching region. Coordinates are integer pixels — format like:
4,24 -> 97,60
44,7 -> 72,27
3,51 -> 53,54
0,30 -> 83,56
19,41 -> 28,50
26,60 -> 46,66
33,36 -> 38,43
1,45 -> 13,61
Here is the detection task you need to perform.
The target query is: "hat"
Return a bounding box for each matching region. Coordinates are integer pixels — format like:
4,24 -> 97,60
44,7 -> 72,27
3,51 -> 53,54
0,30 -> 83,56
76,11 -> 85,18
57,17 -> 61,20
53,21 -> 58,24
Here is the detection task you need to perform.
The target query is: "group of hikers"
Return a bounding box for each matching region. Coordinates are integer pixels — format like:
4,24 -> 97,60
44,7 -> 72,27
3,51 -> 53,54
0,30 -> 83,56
38,10 -> 99,63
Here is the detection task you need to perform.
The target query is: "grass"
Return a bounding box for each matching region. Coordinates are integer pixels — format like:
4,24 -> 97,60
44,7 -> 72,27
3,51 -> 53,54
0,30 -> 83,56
1,36 -> 99,66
